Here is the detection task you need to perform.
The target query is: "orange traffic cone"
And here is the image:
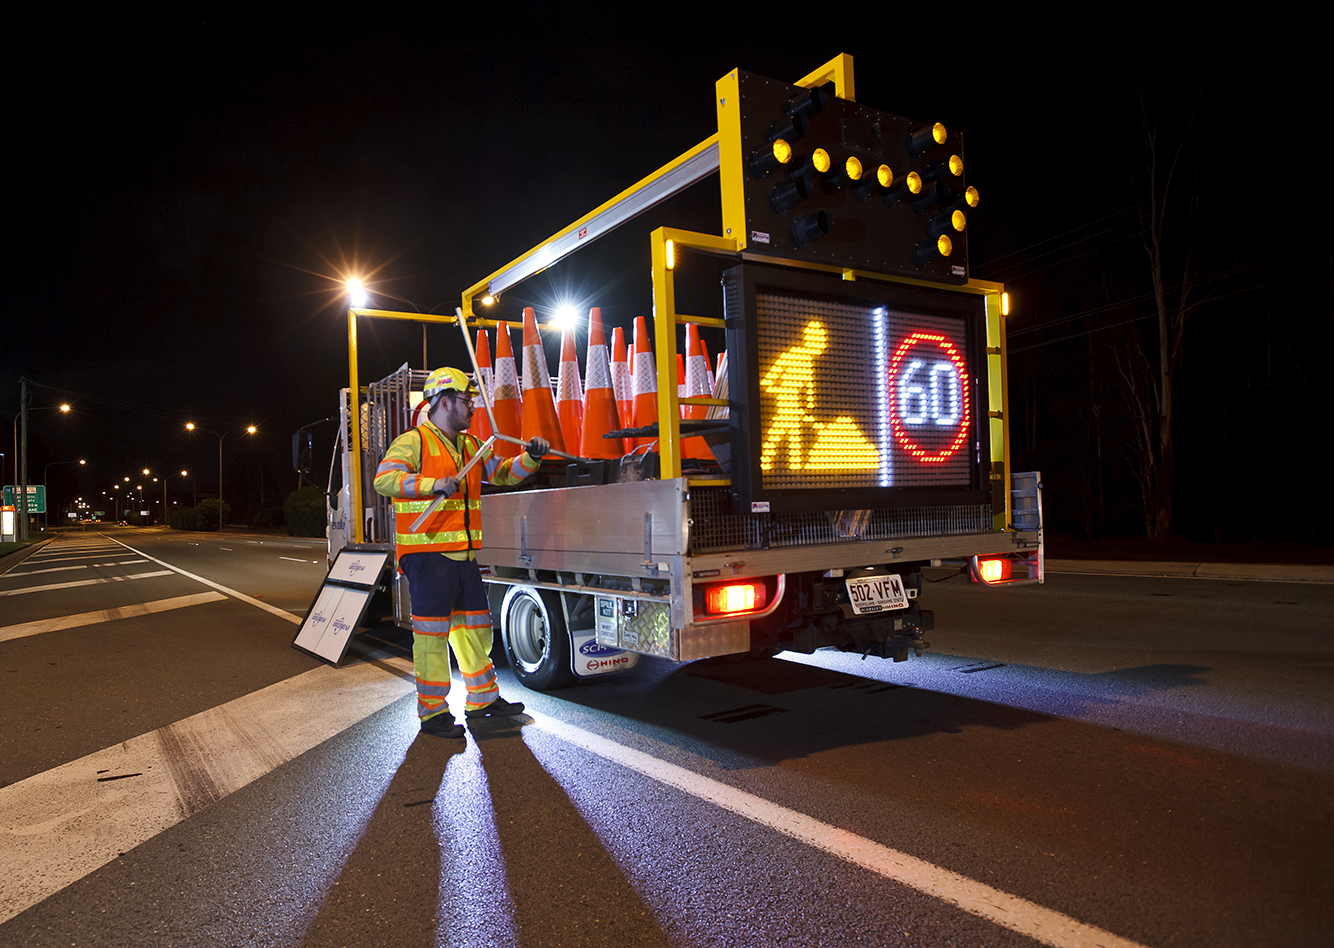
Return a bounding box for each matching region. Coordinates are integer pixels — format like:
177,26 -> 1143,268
519,307 -> 566,453
580,307 -> 625,459
630,316 -> 659,451
491,322 -> 523,457
556,324 -> 584,454
676,353 -> 687,419
611,326 -> 632,431
699,338 -> 716,396
468,327 -> 494,442
682,323 -> 715,461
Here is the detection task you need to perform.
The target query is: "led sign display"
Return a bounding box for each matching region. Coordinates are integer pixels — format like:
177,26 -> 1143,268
725,265 -> 988,514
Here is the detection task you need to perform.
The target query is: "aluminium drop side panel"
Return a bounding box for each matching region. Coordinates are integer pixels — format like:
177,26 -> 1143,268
482,478 -> 688,560
480,478 -> 691,628
478,481 -> 689,605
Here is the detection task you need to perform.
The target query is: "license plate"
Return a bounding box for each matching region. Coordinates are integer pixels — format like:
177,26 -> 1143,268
845,574 -> 908,615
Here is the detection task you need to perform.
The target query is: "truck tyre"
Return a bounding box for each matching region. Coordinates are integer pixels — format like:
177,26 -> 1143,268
500,586 -> 574,691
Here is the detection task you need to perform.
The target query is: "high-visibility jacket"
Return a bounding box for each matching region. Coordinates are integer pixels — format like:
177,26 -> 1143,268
373,421 -> 538,561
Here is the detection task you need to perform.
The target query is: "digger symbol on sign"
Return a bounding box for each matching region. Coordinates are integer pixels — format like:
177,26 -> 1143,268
759,320 -> 878,474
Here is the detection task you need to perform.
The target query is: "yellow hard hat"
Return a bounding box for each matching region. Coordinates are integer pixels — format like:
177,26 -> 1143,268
422,367 -> 476,403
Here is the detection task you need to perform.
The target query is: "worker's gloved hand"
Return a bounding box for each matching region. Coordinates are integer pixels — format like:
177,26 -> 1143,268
433,476 -> 459,496
526,437 -> 549,460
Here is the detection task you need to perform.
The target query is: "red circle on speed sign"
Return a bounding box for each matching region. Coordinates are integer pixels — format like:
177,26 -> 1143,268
887,332 -> 971,463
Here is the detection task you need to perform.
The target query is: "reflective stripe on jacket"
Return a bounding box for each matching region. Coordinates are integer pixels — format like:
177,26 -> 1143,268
373,420 -> 539,560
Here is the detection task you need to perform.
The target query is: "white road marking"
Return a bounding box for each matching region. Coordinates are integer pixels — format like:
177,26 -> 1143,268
0,658 -> 414,923
0,571 -> 173,597
0,564 -> 87,577
0,592 -> 228,643
532,714 -> 1152,948
278,556 -> 313,563
108,536 -> 302,625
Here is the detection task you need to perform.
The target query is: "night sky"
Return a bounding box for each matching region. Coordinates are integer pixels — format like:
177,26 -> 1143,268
7,12 -> 1323,536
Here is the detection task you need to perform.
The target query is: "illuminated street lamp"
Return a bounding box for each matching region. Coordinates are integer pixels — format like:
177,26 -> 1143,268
342,280 -> 454,544
185,423 -> 256,532
12,386 -> 71,541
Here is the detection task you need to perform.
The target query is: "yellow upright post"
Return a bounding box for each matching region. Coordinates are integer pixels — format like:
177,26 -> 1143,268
650,228 -> 681,479
714,69 -> 747,253
347,308 -> 363,544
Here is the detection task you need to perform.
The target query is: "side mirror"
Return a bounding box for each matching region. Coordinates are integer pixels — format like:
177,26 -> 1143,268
293,430 -> 313,475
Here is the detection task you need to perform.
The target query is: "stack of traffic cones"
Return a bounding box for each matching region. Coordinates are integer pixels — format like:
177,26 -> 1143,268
491,322 -> 523,457
704,348 -> 731,471
519,307 -> 566,453
681,322 -> 714,463
611,326 -> 632,432
468,327 -> 494,442
411,397 -> 430,430
630,316 -> 658,452
580,308 -> 625,459
699,338 -> 716,396
555,324 -> 584,454
676,353 -> 687,418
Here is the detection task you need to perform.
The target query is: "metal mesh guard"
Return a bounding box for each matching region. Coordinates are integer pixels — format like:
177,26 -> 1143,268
688,487 -> 991,554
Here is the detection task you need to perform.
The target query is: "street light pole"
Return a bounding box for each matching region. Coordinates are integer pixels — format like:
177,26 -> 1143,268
19,378 -> 28,541
13,387 -> 71,541
186,423 -> 256,532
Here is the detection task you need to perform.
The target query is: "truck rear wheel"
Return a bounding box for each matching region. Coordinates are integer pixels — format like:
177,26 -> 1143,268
500,586 -> 574,691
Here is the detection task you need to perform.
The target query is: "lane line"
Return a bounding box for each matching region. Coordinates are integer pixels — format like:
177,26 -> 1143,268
107,536 -> 303,625
0,592 -> 228,643
0,565 -> 88,577
0,658 -> 414,923
0,571 -> 173,597
533,714 -> 1151,948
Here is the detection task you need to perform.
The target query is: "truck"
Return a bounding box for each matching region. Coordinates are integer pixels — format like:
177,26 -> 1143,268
322,53 -> 1043,689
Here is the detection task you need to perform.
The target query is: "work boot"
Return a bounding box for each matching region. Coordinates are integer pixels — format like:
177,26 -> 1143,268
420,713 -> 465,738
465,696 -> 526,719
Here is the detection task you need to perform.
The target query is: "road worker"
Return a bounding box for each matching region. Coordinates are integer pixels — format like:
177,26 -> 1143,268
373,366 -> 549,738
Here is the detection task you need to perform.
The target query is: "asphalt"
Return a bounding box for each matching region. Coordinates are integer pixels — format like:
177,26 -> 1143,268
0,537 -> 53,575
1043,558 -> 1334,584
6,534 -> 1333,584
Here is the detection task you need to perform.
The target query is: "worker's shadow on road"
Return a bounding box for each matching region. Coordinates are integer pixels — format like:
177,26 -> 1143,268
300,734 -> 465,948
537,653 -> 1214,770
468,721 -> 673,946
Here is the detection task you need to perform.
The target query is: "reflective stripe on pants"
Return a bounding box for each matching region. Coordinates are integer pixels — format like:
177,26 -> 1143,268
401,553 -> 498,718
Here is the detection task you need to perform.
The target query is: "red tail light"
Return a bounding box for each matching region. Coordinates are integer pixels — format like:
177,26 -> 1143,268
977,557 -> 1011,583
704,582 -> 767,615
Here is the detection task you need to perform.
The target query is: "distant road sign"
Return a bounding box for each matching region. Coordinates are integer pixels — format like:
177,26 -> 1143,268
2,485 -> 46,514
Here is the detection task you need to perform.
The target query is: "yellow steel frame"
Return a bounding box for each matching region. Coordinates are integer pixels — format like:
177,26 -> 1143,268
649,227 -> 737,480
345,307 -> 457,544
458,134 -> 721,321
715,68 -> 746,254
410,51 -> 1012,523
